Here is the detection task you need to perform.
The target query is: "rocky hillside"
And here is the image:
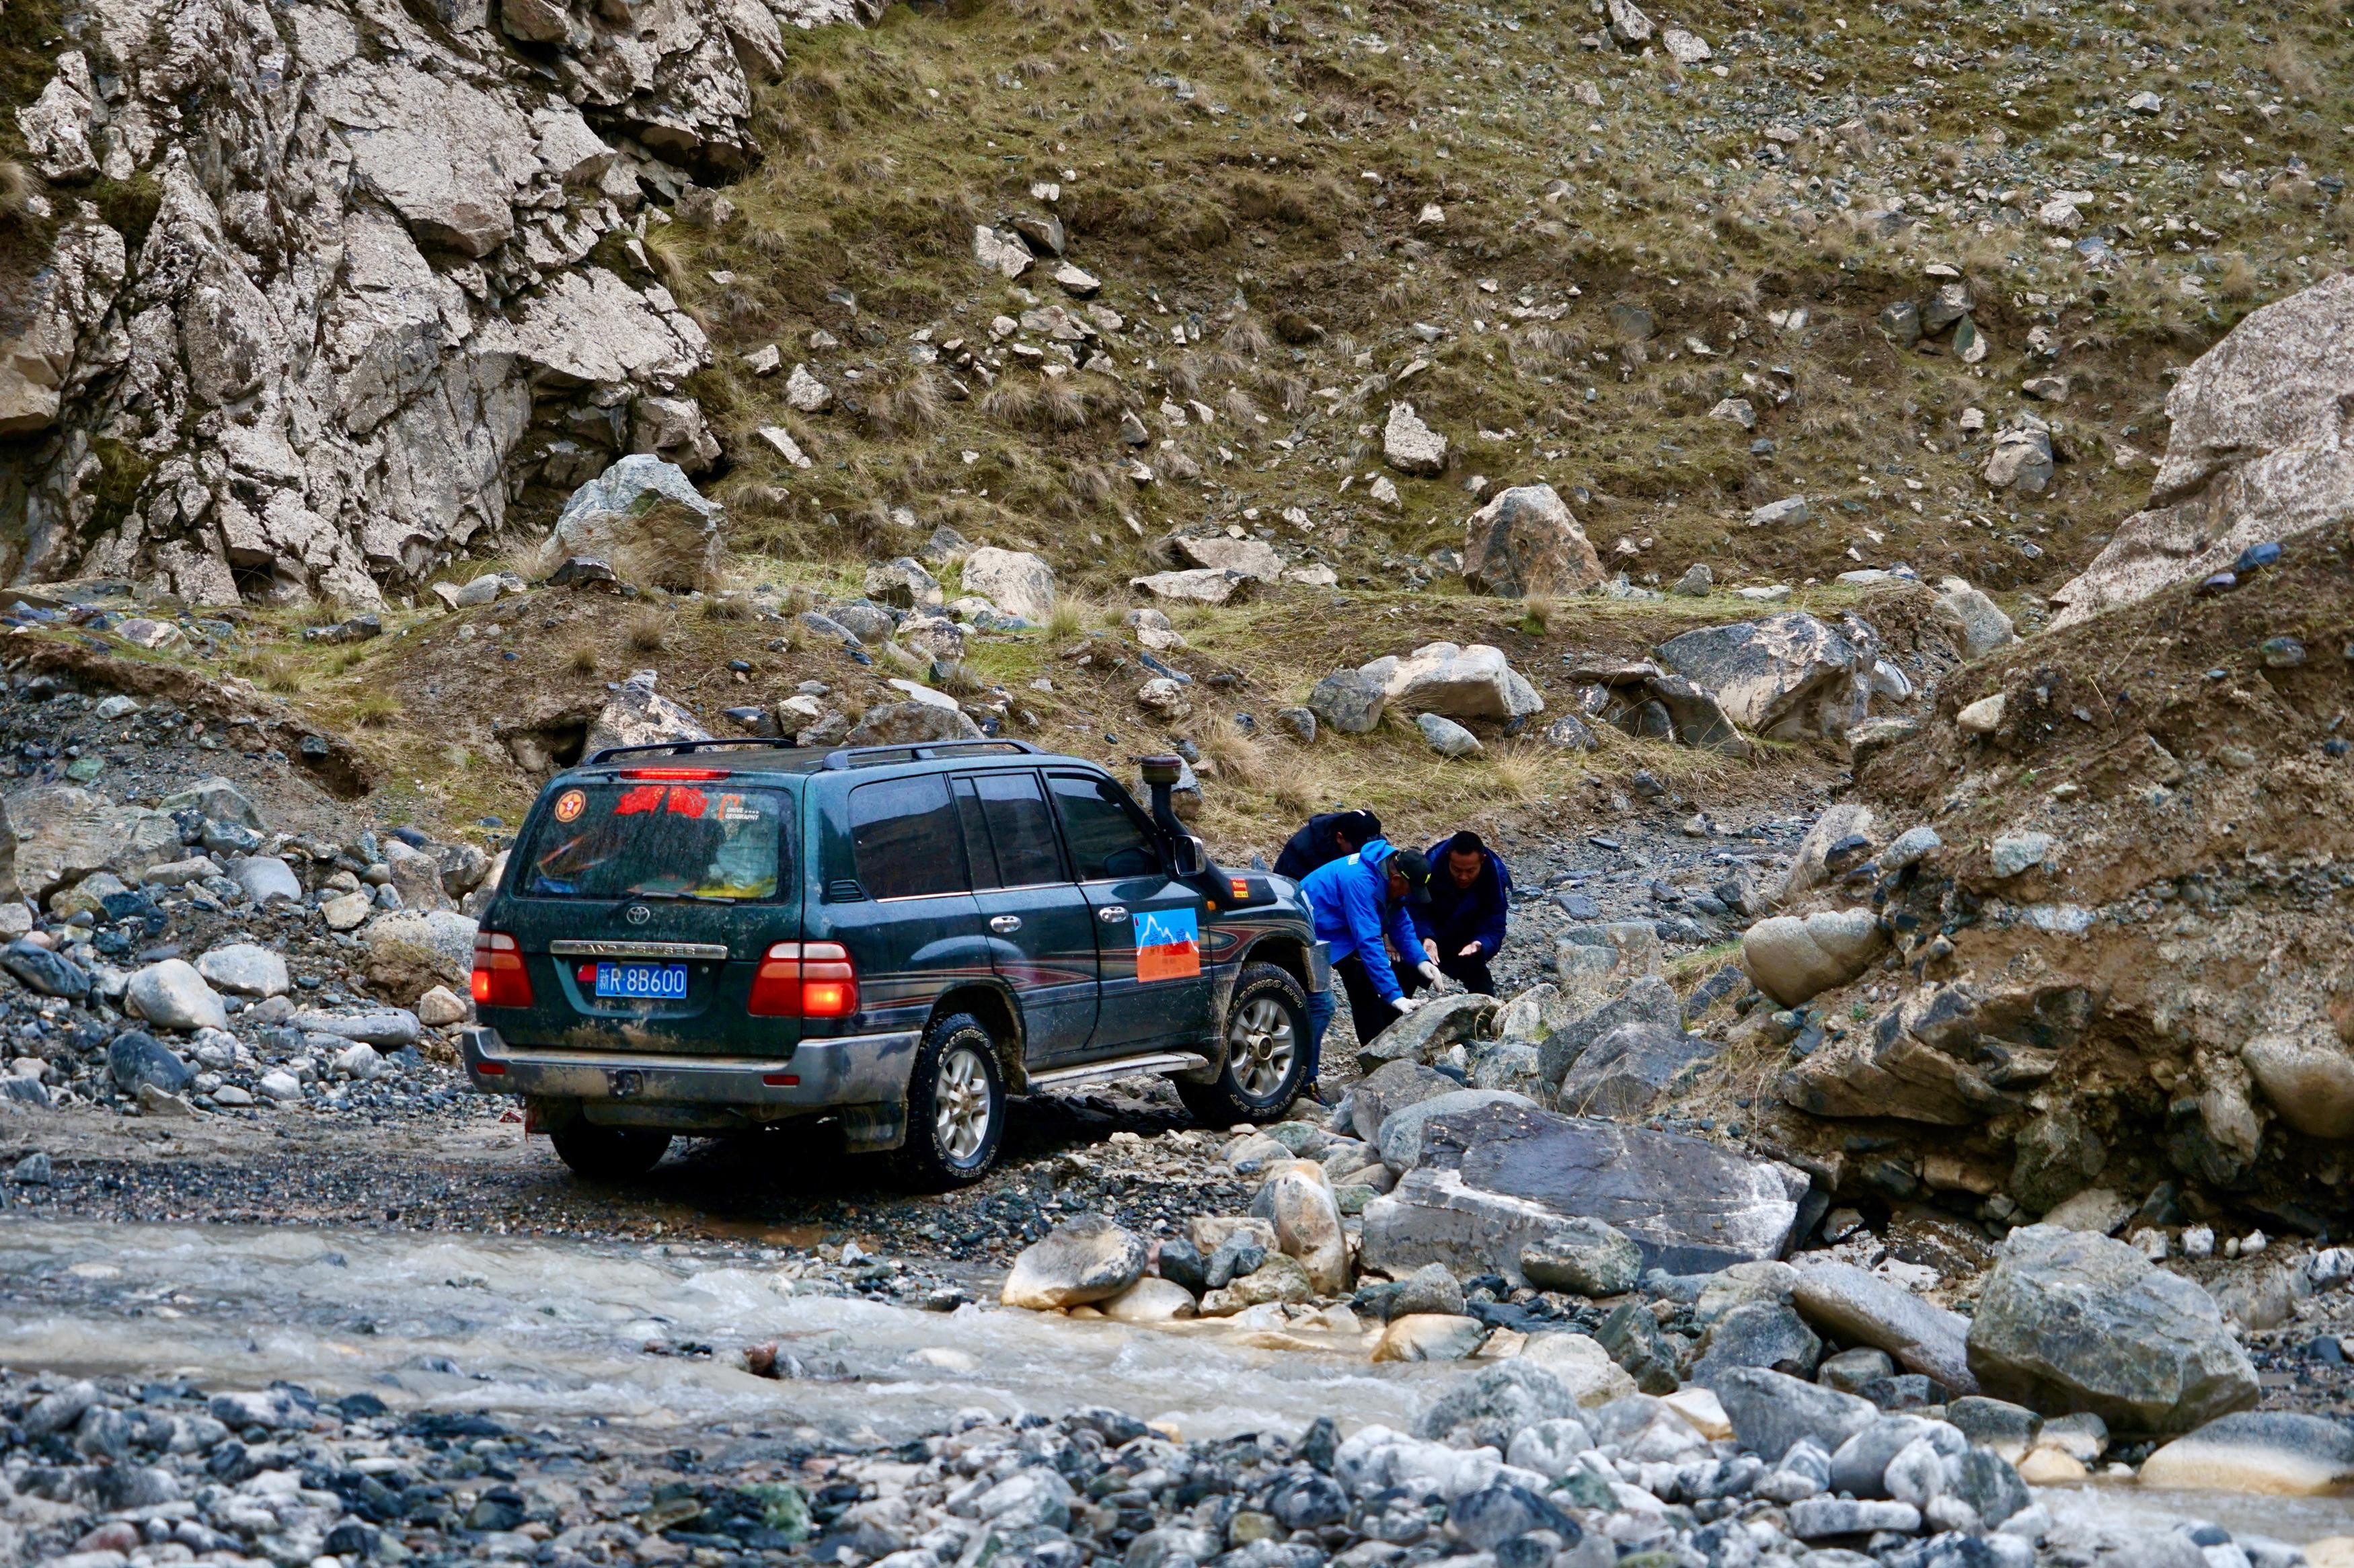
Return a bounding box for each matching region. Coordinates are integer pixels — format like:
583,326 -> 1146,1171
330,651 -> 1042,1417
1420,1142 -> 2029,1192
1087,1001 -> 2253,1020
4,0 -> 2350,610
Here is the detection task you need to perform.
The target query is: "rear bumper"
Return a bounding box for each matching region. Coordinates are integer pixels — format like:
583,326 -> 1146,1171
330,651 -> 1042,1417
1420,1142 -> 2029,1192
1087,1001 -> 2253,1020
459,1025 -> 917,1112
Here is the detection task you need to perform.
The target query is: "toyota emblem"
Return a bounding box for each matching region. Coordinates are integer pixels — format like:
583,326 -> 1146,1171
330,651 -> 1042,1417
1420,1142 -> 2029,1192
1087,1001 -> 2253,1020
625,905 -> 651,926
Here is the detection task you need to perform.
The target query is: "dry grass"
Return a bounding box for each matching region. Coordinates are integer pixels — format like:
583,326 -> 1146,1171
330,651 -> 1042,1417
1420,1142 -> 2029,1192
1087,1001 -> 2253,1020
568,643 -> 601,676
2217,253 -> 2258,302
697,594 -> 754,623
0,159 -> 28,227
1194,712 -> 1270,788
625,607 -> 669,654
352,693 -> 402,728
2265,40 -> 2320,98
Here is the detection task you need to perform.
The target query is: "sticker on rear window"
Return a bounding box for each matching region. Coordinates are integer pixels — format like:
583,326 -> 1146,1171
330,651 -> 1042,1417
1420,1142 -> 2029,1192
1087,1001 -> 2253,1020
554,788 -> 586,822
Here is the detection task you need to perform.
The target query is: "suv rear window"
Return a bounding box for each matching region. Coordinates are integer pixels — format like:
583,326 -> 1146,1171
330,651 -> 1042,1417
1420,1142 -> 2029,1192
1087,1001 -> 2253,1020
522,781 -> 790,900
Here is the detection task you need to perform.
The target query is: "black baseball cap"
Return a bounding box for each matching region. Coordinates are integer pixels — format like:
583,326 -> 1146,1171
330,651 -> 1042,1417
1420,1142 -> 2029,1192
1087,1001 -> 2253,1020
1388,848 -> 1435,904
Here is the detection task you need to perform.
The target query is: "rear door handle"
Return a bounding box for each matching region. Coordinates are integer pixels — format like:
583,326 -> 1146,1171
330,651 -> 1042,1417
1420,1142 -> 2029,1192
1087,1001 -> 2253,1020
1098,905 -> 1128,923
989,914 -> 1022,933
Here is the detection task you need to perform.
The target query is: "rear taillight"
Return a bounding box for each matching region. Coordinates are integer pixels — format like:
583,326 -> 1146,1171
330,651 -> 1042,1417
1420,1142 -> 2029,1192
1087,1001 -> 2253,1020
471,930 -> 534,1009
747,942 -> 858,1019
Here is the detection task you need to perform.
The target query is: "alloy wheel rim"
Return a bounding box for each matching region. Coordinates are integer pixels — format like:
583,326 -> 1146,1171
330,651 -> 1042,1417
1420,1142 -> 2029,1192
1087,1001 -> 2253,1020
1229,996 -> 1295,1100
936,1044 -> 994,1164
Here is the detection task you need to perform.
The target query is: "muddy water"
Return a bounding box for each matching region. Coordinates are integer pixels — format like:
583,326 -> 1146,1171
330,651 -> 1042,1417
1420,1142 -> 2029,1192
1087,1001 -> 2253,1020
5,1217 -> 2352,1546
0,1219 -> 1435,1444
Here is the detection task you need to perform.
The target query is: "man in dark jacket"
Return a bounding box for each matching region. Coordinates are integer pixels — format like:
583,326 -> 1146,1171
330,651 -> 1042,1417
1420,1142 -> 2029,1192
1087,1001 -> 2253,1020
1272,809 -> 1382,884
1404,830 -> 1512,996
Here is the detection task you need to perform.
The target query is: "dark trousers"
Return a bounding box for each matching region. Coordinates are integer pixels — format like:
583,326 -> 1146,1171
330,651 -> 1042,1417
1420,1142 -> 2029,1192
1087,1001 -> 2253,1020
1400,949 -> 1496,996
1333,954 -> 1398,1053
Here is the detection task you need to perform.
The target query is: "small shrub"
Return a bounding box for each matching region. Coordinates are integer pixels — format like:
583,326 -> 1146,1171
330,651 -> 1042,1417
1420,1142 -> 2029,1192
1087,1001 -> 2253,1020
625,608 -> 669,653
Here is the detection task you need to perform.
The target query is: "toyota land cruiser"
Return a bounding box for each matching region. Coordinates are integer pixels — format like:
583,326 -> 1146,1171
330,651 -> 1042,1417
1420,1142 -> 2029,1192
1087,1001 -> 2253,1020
460,739 -> 1327,1185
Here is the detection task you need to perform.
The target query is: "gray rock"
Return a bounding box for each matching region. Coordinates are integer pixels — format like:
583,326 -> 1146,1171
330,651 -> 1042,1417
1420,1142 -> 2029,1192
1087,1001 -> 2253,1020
0,940 -> 89,999
383,839 -> 451,912
1347,1059 -> 1457,1143
1129,567 -> 1253,605
1375,1088 -> 1538,1171
1655,612 -> 1877,740
1595,1300 -> 1682,1394
1715,1367 -> 1883,1468
1360,1100 -> 1809,1280
1518,1217 -> 1642,1296
2139,1410 -> 2354,1495
1787,1497 -> 1920,1539
1741,909 -> 1887,1009
1356,993 -> 1499,1074
108,1031 -> 192,1095
362,910 -> 478,994
1373,641 -> 1544,722
227,856 -> 303,906
1818,1347 -> 1897,1395
829,603 -> 895,643
1944,1397 -> 2041,1461
159,777 -> 264,830
584,670 -> 710,759
292,1009 -> 422,1047
1535,976 -> 1683,1089
1416,713 -> 1482,757
1827,1415 -> 1949,1496
1934,578 -> 2014,660
1416,1362 -> 1581,1451
195,943 -> 291,998
1001,1214 -> 1148,1309
1538,713 -> 1598,750
1307,669 -> 1387,735
1690,1300 -> 1823,1386
1987,832 -> 2055,878
1792,1261 -> 1977,1394
1274,707 -> 1318,744
1461,483 -> 1603,598
2054,274 -> 2354,628
1982,418 -> 2054,494
257,1069 -> 305,1103
0,785 -> 183,904
1553,1018 -> 1716,1119
1388,1261 -> 1467,1319
843,701 -> 983,745
1966,1224 -> 2260,1434
961,547 -> 1055,623
125,959 -> 228,1033
554,456 -> 726,591
1745,496 -> 1811,528
864,556 -> 945,609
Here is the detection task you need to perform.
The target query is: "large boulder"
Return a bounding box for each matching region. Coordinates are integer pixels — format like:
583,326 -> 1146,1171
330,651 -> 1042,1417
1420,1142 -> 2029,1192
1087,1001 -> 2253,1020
1346,1059 -> 1458,1143
552,455 -> 725,591
1535,974 -> 1682,1093
1714,1368 -> 1881,1463
960,547 -> 1056,622
196,943 -> 291,998
1365,643 -> 1543,722
1164,534 -> 1285,582
1966,1224 -> 2259,1434
583,670 -> 709,760
1461,484 -> 1604,598
1741,909 -> 1887,1009
1360,1099 -> 1809,1282
1777,801 -> 1877,907
1250,1161 -> 1351,1294
2052,273 -> 2354,628
125,959 -> 229,1033
1131,567 -> 1252,606
364,910 -> 479,996
1553,1019 -> 1717,1120
1654,613 -> 1878,740
159,776 -> 265,830
843,702 -> 983,745
1001,1214 -> 1149,1309
1934,578 -> 2014,660
1789,1261 -> 1977,1394
864,557 -> 944,609
0,786 -> 183,904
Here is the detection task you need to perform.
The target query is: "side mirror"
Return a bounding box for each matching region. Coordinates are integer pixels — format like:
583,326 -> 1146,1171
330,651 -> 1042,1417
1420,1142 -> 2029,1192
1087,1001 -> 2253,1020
1171,834 -> 1208,878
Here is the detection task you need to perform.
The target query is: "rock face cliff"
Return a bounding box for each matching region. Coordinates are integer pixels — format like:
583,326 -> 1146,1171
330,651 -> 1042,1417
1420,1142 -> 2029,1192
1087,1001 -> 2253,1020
1,0 -> 870,606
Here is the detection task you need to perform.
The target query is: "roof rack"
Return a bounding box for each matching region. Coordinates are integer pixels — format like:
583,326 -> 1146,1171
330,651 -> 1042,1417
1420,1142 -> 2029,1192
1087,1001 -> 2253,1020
580,737 -> 789,765
819,739 -> 1042,769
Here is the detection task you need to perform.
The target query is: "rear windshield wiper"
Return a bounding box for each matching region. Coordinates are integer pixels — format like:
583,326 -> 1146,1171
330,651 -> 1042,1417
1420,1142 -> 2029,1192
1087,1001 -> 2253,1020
624,890 -> 740,904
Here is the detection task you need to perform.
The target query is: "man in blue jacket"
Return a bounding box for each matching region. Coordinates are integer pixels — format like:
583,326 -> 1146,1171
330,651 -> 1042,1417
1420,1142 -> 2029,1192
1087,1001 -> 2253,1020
1297,839 -> 1441,1075
1404,830 -> 1513,996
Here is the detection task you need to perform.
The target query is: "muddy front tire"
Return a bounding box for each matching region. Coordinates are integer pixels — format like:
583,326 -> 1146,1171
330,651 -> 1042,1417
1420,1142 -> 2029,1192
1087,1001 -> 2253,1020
895,1012 -> 1006,1189
549,1120 -> 672,1180
1178,962 -> 1312,1126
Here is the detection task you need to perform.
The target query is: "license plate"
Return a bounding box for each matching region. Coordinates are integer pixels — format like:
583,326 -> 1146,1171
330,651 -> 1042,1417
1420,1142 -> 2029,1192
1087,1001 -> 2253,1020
595,962 -> 689,1000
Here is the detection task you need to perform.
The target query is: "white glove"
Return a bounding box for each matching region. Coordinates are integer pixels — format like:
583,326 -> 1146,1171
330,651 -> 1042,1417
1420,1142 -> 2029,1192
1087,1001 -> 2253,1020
1417,962 -> 1445,986
1392,995 -> 1422,1015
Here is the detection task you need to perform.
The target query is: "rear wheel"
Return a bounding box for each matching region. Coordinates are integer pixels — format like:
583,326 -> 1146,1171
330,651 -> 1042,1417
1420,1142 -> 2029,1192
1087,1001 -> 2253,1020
549,1120 -> 672,1180
1178,963 -> 1312,1126
896,1012 -> 1005,1189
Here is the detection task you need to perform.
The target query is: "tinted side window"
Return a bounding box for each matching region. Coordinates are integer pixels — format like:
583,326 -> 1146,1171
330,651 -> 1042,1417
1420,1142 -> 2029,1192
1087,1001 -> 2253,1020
1048,773 -> 1160,880
952,780 -> 999,889
849,776 -> 969,899
974,772 -> 1067,886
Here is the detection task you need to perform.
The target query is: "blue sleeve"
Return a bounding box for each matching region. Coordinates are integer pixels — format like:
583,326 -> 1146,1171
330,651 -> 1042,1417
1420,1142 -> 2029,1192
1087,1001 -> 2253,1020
1343,866 -> 1406,1003
1476,857 -> 1511,955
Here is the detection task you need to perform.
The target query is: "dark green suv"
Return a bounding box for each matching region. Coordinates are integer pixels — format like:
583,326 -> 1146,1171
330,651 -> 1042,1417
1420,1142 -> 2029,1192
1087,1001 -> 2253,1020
461,738 -> 1326,1185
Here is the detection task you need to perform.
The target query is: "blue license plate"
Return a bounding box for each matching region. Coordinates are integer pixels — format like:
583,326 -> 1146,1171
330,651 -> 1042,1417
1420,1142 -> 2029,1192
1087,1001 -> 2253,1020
595,962 -> 690,1000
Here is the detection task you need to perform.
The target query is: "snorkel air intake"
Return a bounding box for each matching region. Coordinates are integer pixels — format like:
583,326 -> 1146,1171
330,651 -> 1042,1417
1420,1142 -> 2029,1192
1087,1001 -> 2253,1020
1140,754 -> 1274,910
